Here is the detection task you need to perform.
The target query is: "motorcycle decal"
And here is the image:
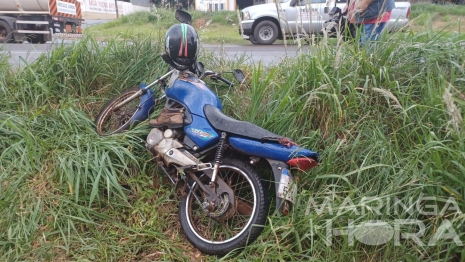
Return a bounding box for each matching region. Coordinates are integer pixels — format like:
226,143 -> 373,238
184,115 -> 220,149
189,128 -> 215,140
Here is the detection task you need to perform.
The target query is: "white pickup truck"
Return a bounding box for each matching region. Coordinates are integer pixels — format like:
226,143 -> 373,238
239,0 -> 411,45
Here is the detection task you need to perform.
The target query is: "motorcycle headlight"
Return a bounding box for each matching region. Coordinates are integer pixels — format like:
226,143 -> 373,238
242,11 -> 250,20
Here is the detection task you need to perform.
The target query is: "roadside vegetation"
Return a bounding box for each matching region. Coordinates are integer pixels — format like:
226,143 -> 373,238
410,3 -> 465,34
85,9 -> 242,44
1,4 -> 465,261
85,4 -> 465,44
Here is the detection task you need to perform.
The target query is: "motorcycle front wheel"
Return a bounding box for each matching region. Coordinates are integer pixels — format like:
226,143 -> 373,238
179,159 -> 268,256
94,86 -> 145,136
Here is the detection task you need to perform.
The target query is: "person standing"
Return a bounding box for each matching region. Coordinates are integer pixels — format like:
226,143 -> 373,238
349,0 -> 395,45
343,0 -> 358,39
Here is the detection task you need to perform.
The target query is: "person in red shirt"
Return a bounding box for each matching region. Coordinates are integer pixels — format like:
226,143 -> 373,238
344,0 -> 395,46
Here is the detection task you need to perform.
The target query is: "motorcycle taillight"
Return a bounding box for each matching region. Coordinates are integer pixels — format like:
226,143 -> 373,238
287,157 -> 318,171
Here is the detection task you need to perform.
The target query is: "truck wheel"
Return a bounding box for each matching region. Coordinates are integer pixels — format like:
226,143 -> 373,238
253,20 -> 278,45
0,20 -> 14,43
249,35 -> 259,45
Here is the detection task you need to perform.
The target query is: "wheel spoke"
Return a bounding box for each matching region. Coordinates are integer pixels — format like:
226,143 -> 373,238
180,159 -> 268,255
236,199 -> 253,216
185,165 -> 257,244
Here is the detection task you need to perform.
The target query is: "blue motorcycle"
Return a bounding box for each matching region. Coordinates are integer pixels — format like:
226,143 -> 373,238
94,10 -> 319,256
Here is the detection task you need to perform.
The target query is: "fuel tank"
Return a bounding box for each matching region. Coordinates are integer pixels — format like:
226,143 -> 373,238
165,77 -> 222,116
165,76 -> 222,149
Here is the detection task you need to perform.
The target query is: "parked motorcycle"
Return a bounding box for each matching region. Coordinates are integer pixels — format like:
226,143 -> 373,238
322,6 -> 357,40
94,9 -> 319,256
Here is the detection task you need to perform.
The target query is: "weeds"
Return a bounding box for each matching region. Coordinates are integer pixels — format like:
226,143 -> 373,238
86,9 -> 241,44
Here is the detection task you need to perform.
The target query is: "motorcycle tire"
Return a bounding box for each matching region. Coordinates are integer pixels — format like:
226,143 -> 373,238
179,158 -> 269,256
94,86 -> 145,136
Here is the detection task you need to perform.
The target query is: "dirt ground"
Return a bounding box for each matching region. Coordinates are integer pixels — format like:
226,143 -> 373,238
432,15 -> 464,31
412,14 -> 465,33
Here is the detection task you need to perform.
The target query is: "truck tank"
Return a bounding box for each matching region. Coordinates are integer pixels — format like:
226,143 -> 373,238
2,0 -> 50,13
1,0 -> 82,18
0,0 -> 82,43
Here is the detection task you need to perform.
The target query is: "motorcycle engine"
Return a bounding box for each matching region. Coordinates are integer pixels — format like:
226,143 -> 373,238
146,128 -> 198,167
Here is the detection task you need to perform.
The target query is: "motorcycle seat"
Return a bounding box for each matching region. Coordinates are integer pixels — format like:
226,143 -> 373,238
204,104 -> 283,141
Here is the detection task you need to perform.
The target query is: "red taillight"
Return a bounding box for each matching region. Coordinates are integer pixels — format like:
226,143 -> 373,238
287,157 -> 318,171
406,6 -> 411,19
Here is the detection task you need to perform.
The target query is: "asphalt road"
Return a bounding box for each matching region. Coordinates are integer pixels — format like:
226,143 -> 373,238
202,43 -> 310,65
1,41 -> 310,67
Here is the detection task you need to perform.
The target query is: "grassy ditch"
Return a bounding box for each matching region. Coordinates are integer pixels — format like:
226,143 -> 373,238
1,22 -> 465,261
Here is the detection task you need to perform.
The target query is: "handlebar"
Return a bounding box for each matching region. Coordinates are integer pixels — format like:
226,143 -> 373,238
139,69 -> 236,100
217,76 -> 233,86
202,70 -> 234,87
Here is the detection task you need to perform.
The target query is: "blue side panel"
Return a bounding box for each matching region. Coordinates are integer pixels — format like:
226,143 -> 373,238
132,84 -> 155,123
166,78 -> 222,116
185,114 -> 220,149
229,136 -> 319,162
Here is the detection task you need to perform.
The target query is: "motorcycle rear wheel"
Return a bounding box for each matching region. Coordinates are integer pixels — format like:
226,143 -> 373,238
179,159 -> 268,256
94,86 -> 143,136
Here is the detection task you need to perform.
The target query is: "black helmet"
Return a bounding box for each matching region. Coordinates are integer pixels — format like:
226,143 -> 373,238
164,24 -> 199,67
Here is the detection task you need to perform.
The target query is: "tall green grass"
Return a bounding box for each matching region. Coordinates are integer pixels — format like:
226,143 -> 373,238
85,9 -> 242,44
0,35 -> 188,260
1,19 -> 465,261
220,26 -> 465,261
411,3 -> 465,18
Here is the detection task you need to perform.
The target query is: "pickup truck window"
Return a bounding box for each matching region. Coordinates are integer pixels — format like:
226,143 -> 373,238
306,0 -> 327,4
293,0 -> 326,6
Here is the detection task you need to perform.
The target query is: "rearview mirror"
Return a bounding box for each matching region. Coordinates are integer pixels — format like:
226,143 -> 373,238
175,9 -> 192,25
195,61 -> 205,77
232,69 -> 246,85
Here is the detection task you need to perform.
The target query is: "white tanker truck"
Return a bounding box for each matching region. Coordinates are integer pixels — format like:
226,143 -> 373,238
0,0 -> 83,43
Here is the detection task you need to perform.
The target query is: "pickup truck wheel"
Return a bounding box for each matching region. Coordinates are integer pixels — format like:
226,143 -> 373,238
249,35 -> 258,45
253,20 -> 278,45
0,21 -> 14,43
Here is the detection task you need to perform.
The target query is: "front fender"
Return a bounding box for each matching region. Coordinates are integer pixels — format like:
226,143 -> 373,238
250,13 -> 280,22
132,84 -> 156,124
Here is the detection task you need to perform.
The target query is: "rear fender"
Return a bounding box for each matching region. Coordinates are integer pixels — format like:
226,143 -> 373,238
266,159 -> 297,215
